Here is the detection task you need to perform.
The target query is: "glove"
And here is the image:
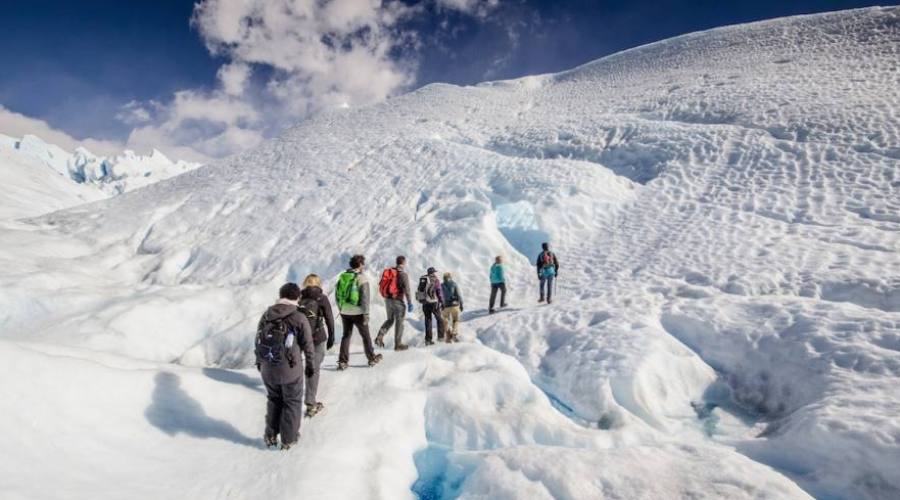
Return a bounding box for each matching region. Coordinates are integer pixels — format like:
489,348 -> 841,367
255,362 -> 261,372
407,302 -> 414,313
327,335 -> 335,350
305,365 -> 315,378
460,305 -> 464,312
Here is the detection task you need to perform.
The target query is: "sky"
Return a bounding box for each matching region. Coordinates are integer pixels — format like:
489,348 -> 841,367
0,0 -> 888,162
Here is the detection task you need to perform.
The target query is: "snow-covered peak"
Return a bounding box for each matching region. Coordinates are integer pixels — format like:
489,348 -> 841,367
0,131 -> 203,218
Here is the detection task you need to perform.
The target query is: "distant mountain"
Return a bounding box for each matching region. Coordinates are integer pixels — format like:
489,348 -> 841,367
0,133 -> 201,220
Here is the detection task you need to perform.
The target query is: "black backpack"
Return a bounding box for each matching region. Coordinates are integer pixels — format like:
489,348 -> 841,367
416,275 -> 439,304
298,300 -> 322,333
255,316 -> 294,366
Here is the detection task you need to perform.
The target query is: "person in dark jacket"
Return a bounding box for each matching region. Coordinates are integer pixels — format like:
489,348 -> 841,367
536,242 -> 560,304
256,282 -> 315,450
376,255 -> 414,351
299,274 -> 335,418
418,266 -> 445,345
440,272 -> 463,343
489,255 -> 507,313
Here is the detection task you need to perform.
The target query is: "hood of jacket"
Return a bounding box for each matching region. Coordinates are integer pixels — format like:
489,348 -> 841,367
301,286 -> 324,300
263,302 -> 297,321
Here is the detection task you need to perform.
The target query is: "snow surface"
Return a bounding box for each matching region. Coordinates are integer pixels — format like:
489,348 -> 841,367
1,6 -> 899,500
0,133 -> 201,220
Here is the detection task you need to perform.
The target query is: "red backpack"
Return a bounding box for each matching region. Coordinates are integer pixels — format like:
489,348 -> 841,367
541,251 -> 554,268
379,268 -> 400,298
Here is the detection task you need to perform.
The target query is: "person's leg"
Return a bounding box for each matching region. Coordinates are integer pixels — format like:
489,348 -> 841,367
355,314 -> 377,360
376,301 -> 395,345
423,304 -> 434,342
539,277 -> 547,301
547,276 -> 554,303
489,284 -> 498,311
263,377 -> 283,441
441,308 -> 451,342
305,342 -> 326,407
451,306 -> 460,339
500,283 -> 507,307
392,299 -> 406,346
436,306 -> 445,340
279,377 -> 304,445
339,314 -> 353,364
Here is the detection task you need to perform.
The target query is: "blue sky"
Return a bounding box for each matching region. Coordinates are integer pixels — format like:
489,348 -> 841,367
0,0 -> 886,160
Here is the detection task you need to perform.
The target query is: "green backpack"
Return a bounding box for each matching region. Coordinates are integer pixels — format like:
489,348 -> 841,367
335,271 -> 361,310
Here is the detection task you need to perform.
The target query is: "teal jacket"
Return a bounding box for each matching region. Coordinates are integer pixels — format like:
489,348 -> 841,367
490,263 -> 506,284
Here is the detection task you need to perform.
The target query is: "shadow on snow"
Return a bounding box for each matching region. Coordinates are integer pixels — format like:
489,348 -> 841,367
145,372 -> 259,448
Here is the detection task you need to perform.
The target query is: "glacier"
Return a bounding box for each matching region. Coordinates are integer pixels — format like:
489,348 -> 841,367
0,6 -> 898,500
0,133 -> 202,220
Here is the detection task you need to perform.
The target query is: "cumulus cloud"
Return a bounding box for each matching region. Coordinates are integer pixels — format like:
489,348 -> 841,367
122,0 -> 499,161
4,0 -> 502,163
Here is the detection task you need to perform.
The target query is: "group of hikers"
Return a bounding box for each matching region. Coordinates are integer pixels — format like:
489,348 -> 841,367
254,243 -> 560,450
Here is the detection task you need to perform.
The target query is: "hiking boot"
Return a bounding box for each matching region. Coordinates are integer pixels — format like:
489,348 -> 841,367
306,402 -> 324,418
374,333 -> 385,348
489,309 -> 495,314
337,361 -> 349,371
547,298 -> 553,304
424,339 -> 435,346
538,298 -> 545,303
368,354 -> 383,367
264,435 -> 278,448
394,344 -> 409,351
281,441 -> 296,451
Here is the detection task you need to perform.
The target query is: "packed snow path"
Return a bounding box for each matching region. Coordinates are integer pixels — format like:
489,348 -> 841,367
1,6 -> 899,500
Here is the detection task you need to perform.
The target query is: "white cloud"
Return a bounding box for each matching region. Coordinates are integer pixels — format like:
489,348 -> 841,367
217,62 -> 252,96
5,1 -> 501,164
122,0 -> 498,161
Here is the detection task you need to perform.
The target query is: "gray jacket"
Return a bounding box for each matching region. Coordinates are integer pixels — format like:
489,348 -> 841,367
256,301 -> 315,384
338,270 -> 370,316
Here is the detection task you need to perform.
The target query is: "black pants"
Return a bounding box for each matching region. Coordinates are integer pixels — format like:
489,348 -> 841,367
339,314 -> 376,364
489,283 -> 507,310
263,375 -> 304,445
423,303 -> 445,342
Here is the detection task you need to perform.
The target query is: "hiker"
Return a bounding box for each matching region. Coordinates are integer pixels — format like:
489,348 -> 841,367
489,255 -> 507,313
376,255 -> 414,351
536,242 -> 560,304
416,267 -> 445,345
299,274 -> 334,418
255,282 -> 316,450
335,254 -> 383,370
440,272 -> 463,343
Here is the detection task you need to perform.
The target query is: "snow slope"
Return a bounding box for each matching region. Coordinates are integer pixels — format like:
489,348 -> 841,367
0,133 -> 201,219
1,6 -> 898,500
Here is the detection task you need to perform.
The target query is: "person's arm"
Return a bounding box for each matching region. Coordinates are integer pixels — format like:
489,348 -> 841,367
536,254 -> 542,276
321,296 -> 335,349
457,283 -> 463,310
359,275 -> 370,316
554,253 -> 559,273
255,315 -> 264,369
401,271 -> 413,304
293,313 -> 316,374
499,265 -> 505,284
